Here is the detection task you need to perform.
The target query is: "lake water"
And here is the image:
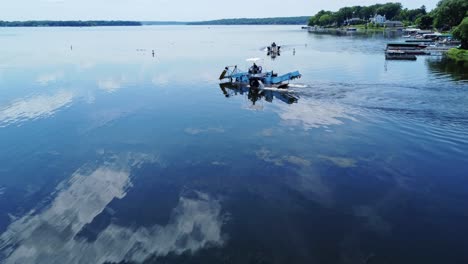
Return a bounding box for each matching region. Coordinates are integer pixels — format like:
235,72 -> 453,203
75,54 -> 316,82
0,25 -> 467,264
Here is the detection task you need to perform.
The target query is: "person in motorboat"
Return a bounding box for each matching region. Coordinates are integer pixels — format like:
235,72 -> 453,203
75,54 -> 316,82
268,42 -> 280,55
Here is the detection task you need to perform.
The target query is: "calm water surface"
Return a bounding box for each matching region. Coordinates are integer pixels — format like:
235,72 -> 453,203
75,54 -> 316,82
0,26 -> 467,264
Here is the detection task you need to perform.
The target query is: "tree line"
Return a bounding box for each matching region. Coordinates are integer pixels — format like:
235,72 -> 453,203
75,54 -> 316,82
0,21 -> 142,27
308,3 -> 425,27
308,0 -> 467,31
188,17 -> 310,25
310,3 -> 401,26
0,17 -> 311,27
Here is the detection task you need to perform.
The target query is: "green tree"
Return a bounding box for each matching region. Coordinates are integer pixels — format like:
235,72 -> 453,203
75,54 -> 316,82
416,14 -> 434,29
399,6 -> 427,22
453,17 -> 468,49
333,7 -> 354,26
319,14 -> 333,26
309,10 -> 329,26
360,6 -> 375,20
361,5 -> 382,20
433,0 -> 468,30
376,3 -> 403,20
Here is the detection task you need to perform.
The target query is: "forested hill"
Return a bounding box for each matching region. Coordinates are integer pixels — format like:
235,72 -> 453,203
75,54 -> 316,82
141,21 -> 187,25
0,21 -> 142,27
188,17 -> 310,25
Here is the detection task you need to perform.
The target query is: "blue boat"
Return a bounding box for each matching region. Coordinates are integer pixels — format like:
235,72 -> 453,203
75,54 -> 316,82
219,58 -> 301,89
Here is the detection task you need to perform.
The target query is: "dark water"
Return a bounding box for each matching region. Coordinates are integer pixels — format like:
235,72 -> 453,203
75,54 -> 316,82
0,26 -> 467,264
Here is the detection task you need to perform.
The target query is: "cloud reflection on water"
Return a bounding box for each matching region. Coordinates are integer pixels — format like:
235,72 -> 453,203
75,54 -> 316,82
318,155 -> 357,168
276,98 -> 358,130
354,206 -> 391,235
185,127 -> 225,135
98,77 -> 126,93
0,91 -> 74,127
36,72 -> 64,86
0,154 -> 224,264
255,148 -> 332,206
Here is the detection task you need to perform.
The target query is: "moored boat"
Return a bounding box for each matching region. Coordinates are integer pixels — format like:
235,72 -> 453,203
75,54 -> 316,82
385,50 -> 417,60
386,43 -> 428,50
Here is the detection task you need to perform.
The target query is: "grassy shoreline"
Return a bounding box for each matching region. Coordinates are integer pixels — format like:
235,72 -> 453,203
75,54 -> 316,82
447,48 -> 468,62
352,24 -> 386,32
311,26 -> 388,32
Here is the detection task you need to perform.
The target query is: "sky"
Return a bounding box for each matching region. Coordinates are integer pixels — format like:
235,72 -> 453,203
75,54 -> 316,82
0,0 -> 440,21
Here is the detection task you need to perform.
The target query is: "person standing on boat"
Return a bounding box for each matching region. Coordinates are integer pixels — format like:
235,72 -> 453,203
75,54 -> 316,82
251,63 -> 262,74
250,63 -> 258,74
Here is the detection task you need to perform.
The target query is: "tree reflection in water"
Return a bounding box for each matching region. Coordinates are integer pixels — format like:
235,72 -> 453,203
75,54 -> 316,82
426,56 -> 468,81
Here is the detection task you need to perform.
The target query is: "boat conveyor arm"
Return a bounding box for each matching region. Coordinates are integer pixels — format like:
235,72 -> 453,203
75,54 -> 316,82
270,71 -> 301,84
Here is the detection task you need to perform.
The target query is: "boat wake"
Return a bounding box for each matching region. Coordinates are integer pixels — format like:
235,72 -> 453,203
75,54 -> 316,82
287,84 -> 309,88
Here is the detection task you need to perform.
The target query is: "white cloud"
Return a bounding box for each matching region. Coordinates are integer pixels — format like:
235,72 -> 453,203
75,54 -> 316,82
0,90 -> 74,127
0,156 -> 224,264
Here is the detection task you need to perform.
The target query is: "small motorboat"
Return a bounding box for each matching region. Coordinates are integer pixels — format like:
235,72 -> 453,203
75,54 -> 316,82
267,42 -> 281,54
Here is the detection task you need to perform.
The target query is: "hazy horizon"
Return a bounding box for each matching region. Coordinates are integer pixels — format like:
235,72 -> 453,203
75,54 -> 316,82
1,0 -> 439,21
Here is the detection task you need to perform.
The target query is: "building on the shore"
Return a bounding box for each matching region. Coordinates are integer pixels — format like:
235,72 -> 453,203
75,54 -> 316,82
344,18 -> 364,26
370,14 -> 386,25
384,20 -> 404,28
308,25 -> 326,32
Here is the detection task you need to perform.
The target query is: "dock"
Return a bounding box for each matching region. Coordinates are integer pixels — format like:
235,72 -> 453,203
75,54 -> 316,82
385,42 -> 457,60
405,39 -> 434,43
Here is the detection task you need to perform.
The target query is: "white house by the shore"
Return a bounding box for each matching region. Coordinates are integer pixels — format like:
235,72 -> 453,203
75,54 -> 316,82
370,14 -> 386,25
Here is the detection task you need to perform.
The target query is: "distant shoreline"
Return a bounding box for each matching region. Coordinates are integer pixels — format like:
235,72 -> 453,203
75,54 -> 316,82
0,17 -> 310,27
187,16 -> 309,25
0,21 -> 143,27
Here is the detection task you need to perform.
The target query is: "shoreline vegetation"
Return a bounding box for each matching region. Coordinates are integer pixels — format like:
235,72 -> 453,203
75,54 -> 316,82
186,17 -> 310,25
0,17 -> 310,27
306,0 -> 467,62
447,48 -> 468,62
0,20 -> 142,27
310,24 -> 387,32
307,3 -> 429,29
307,0 -> 467,32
